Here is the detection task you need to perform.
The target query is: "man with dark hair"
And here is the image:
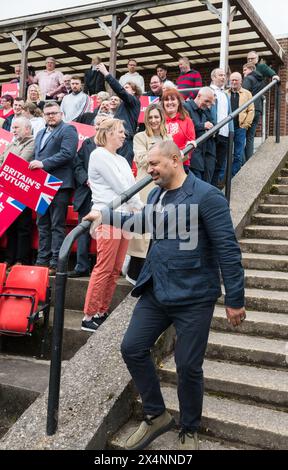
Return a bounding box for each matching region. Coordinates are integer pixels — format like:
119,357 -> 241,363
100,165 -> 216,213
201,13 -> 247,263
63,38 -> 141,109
60,76 -> 90,122
119,58 -> 145,93
84,140 -> 245,450
3,97 -> 25,131
176,57 -> 202,100
156,64 -> 168,83
29,101 -> 78,275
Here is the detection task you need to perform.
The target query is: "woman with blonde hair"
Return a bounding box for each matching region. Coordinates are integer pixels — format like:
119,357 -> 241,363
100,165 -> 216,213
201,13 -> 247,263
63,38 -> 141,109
126,103 -> 172,284
26,84 -> 45,110
81,118 -> 142,332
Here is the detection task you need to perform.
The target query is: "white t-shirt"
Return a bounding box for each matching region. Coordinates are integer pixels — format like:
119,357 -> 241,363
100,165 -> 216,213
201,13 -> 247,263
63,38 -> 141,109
88,147 -> 143,212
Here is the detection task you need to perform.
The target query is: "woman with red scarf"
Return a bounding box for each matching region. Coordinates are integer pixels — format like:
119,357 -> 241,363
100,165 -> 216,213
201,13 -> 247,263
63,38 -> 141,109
161,88 -> 196,169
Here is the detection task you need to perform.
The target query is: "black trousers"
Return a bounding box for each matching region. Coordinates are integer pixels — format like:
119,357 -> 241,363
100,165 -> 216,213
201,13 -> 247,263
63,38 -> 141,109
5,207 -> 32,265
121,287 -> 214,432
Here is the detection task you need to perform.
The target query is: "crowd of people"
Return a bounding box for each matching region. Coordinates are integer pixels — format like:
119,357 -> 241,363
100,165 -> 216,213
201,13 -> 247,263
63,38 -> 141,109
0,50 -> 278,302
0,50 -> 279,450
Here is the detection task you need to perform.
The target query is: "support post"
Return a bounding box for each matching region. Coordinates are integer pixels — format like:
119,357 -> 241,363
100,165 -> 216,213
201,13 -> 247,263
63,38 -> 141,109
275,81 -> 281,143
225,130 -> 234,205
109,15 -> 118,78
219,0 -> 230,74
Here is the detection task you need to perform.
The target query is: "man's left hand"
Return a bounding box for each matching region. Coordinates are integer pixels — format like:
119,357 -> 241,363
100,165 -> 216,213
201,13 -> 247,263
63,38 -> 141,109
29,160 -> 44,170
225,306 -> 246,327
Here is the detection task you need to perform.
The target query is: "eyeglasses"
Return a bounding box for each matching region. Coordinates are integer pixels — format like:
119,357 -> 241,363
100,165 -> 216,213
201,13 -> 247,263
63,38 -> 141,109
44,111 -> 61,116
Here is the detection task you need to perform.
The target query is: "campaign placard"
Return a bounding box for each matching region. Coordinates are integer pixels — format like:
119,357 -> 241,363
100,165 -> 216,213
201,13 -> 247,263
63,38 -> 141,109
0,191 -> 26,237
138,96 -> 160,123
1,82 -> 19,99
69,121 -> 95,150
0,128 -> 13,155
0,153 -> 62,215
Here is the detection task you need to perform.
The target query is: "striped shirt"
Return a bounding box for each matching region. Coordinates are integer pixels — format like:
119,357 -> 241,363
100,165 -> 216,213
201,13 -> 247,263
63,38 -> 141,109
176,69 -> 202,100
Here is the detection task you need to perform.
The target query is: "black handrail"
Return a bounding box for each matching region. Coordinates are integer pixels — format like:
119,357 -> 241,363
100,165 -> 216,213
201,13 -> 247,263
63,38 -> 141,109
47,78 -> 280,435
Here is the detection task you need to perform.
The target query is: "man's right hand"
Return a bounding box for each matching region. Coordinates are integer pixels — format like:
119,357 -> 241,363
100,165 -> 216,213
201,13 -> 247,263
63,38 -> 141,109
83,210 -> 102,226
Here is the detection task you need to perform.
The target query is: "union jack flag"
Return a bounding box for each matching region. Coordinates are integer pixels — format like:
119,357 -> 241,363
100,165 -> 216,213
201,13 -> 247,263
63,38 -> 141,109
0,191 -> 26,237
35,174 -> 63,215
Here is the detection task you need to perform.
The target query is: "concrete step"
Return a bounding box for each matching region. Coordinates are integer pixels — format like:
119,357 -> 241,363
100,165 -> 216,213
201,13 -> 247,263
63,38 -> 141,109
206,330 -> 287,367
244,225 -> 288,240
158,386 -> 288,449
258,204 -> 288,215
242,252 -> 288,272
160,356 -> 288,408
50,276 -> 132,311
265,194 -> 288,204
252,213 -> 288,226
239,238 -> 288,255
271,184 -> 288,195
109,420 -> 239,450
243,287 -> 288,314
276,176 -> 288,184
0,354 -> 49,439
280,168 -> 288,177
244,268 -> 288,291
212,305 -> 288,339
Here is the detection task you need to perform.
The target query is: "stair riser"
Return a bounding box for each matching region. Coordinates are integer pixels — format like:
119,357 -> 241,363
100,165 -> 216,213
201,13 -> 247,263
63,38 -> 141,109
245,275 -> 288,291
134,401 -> 287,450
244,228 -> 288,239
158,369 -> 288,408
240,242 -> 288,255
244,296 -> 288,314
242,258 -> 288,272
276,177 -> 288,184
265,195 -> 288,204
258,205 -> 288,215
271,186 -> 288,195
206,344 -> 286,368
252,216 -> 288,225
211,315 -> 288,340
280,169 -> 288,177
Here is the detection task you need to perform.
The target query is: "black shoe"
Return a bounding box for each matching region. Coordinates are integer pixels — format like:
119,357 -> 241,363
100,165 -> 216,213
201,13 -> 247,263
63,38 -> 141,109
68,270 -> 90,278
81,319 -> 99,332
92,312 -> 109,326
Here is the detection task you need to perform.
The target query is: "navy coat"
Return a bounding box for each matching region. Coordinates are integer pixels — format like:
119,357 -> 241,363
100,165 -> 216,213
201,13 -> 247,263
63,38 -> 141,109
73,136 -> 95,211
102,172 -> 244,308
34,121 -> 78,189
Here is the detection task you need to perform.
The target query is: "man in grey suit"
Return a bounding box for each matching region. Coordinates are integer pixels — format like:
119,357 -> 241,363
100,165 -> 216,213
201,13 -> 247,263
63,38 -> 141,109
29,102 -> 78,275
84,140 -> 245,450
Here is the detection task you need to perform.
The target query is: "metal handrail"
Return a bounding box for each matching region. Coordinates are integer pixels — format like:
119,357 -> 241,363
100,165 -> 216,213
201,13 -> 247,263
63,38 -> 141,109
46,78 -> 280,435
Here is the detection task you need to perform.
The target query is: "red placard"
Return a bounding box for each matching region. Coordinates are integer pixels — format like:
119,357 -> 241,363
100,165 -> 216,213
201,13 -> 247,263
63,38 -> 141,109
0,190 -> 25,236
0,128 -> 13,155
69,121 -> 95,150
138,96 -> 160,123
0,153 -> 62,215
1,83 -> 19,99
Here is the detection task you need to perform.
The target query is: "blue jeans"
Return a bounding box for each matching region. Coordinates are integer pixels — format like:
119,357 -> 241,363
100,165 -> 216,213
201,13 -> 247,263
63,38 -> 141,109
121,287 -> 214,432
232,127 -> 246,177
245,111 -> 261,161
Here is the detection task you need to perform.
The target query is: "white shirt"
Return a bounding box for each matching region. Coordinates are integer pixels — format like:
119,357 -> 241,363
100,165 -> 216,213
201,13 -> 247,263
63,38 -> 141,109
210,84 -> 229,137
119,72 -> 145,93
88,147 -> 143,212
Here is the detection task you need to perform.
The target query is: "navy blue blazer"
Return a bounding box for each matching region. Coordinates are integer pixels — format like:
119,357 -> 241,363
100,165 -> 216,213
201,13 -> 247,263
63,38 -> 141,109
102,171 -> 244,308
34,121 -> 78,189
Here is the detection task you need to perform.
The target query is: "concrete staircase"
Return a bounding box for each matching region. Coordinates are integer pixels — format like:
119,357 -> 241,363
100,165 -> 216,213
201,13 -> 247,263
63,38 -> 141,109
109,166 -> 288,451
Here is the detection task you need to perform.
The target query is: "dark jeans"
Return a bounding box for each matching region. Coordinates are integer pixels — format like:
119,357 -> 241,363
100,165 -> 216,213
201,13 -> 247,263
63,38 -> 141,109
74,197 -> 92,273
245,111 -> 261,161
121,287 -> 214,432
36,189 -> 71,267
211,134 -> 229,186
5,207 -> 32,265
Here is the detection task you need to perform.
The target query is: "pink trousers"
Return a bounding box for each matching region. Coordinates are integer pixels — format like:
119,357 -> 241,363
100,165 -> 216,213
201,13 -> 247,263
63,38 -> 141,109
84,225 -> 129,316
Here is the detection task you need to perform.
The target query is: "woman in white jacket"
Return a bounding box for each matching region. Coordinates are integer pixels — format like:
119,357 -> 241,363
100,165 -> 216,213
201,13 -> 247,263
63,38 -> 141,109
82,118 -> 142,332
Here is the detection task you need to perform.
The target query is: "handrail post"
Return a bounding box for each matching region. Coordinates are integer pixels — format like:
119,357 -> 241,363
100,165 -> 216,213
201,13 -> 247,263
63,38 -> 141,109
275,81 -> 281,144
46,269 -> 68,435
225,131 -> 234,205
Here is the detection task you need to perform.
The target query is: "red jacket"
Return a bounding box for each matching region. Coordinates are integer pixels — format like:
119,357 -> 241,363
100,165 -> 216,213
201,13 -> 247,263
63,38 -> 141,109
165,113 -> 195,164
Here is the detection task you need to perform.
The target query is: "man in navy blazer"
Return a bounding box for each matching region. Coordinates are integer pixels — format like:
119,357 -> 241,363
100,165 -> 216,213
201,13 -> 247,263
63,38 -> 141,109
29,101 -> 78,274
84,140 -> 245,450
